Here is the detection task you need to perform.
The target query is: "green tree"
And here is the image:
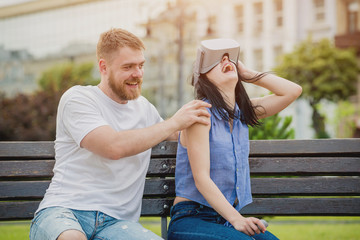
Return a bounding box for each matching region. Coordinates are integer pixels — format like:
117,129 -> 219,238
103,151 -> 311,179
249,114 -> 295,140
0,62 -> 99,140
274,37 -> 359,138
333,100 -> 357,138
38,62 -> 98,94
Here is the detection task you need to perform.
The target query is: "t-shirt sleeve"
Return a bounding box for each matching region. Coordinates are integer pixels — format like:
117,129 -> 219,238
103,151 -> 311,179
147,101 -> 163,125
61,95 -> 108,146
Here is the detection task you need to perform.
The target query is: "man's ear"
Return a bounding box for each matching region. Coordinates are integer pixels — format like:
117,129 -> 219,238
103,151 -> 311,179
99,59 -> 107,74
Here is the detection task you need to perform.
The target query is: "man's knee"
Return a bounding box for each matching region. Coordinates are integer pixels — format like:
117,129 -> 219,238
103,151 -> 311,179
57,230 -> 87,240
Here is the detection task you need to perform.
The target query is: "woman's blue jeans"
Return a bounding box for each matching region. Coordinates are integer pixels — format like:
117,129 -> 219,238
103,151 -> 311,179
168,201 -> 279,240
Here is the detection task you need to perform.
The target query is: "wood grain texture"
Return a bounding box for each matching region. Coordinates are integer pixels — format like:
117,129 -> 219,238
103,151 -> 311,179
0,139 -> 359,221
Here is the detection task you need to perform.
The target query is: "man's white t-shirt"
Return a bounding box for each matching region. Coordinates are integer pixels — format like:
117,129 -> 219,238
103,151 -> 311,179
36,85 -> 163,222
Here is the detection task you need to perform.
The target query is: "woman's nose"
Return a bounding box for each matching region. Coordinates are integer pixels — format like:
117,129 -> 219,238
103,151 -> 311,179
222,55 -> 229,62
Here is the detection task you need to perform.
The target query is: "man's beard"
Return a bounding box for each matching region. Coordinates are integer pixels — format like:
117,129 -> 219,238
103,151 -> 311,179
108,72 -> 142,101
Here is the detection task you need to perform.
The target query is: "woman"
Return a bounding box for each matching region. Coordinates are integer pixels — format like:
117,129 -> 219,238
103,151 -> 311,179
168,39 -> 302,240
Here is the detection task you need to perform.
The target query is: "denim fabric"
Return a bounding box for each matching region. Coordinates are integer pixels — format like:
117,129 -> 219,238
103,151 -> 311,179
175,101 -> 252,212
168,201 -> 279,240
29,206 -> 163,240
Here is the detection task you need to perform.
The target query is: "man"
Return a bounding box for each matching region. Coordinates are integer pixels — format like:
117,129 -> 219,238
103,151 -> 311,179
29,28 -> 210,240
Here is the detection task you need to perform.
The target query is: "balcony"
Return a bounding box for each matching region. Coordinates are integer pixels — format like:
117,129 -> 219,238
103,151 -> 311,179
334,31 -> 360,55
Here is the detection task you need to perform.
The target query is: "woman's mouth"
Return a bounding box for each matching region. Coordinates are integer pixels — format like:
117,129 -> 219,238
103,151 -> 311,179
222,63 -> 234,73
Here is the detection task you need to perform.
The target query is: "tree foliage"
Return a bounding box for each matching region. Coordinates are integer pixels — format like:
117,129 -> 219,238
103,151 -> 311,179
333,100 -> 357,138
1,61 -> 297,141
249,114 -> 295,140
38,62 -> 98,93
273,37 -> 359,138
0,62 -> 99,140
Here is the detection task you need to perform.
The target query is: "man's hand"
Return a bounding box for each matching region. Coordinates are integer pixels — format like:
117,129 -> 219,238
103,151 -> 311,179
169,100 -> 211,131
81,100 -> 211,159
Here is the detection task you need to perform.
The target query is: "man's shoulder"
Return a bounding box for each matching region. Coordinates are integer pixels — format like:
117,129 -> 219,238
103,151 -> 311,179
135,95 -> 149,103
131,95 -> 153,107
64,85 -> 94,95
131,96 -> 160,115
61,85 -> 97,101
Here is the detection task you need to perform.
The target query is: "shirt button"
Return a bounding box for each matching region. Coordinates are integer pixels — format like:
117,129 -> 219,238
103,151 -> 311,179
236,187 -> 239,190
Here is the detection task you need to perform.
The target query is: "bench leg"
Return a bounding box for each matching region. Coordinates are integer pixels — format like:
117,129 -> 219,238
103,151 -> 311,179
161,216 -> 168,240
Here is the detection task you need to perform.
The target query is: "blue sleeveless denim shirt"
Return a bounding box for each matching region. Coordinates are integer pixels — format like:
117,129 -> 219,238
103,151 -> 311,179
175,102 -> 253,212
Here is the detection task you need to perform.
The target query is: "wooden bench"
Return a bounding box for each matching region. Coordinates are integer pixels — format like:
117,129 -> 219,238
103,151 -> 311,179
1,139 -> 360,239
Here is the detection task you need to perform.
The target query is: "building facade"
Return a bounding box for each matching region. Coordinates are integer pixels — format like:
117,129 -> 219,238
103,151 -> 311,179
144,0 -> 340,138
1,0 -> 358,138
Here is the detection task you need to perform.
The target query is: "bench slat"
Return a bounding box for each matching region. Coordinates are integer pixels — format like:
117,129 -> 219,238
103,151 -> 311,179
0,199 -> 171,220
241,198 -> 360,216
250,157 -> 360,176
0,181 -> 50,199
0,160 -> 55,178
0,159 -> 177,178
2,177 -> 359,199
146,159 -> 176,176
144,179 -> 175,196
251,177 -> 360,195
1,139 -> 359,159
0,180 -> 176,199
249,139 -> 360,156
151,141 -> 177,157
0,141 -> 55,159
1,157 -> 359,178
2,197 -> 360,220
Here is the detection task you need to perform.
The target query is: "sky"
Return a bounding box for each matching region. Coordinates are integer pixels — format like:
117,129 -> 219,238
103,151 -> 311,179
0,0 -> 169,58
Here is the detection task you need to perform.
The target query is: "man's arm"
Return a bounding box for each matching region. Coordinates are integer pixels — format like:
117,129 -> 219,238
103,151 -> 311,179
80,100 -> 211,160
166,131 -> 179,141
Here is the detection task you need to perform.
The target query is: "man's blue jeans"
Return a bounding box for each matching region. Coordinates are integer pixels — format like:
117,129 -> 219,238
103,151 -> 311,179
29,207 -> 163,240
168,201 -> 279,240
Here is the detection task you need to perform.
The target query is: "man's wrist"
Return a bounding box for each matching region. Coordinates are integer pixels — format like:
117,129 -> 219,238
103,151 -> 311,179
163,118 -> 179,137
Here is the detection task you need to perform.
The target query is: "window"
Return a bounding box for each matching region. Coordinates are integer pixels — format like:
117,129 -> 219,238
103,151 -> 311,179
254,2 -> 263,33
274,0 -> 283,27
313,0 -> 325,22
347,1 -> 359,33
235,5 -> 244,33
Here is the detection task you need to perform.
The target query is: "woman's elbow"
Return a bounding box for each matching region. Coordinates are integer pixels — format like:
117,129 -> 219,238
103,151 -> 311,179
193,175 -> 211,193
289,83 -> 302,101
295,84 -> 303,98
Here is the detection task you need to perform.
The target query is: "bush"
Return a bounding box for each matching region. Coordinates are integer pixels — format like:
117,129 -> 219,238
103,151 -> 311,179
0,62 -> 99,141
249,114 -> 295,140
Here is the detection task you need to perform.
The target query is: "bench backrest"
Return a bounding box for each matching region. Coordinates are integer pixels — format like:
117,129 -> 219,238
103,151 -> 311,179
0,139 -> 360,221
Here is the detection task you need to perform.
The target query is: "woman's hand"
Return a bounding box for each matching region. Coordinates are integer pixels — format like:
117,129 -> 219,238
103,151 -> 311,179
237,60 -> 258,80
237,60 -> 302,119
231,216 -> 266,236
